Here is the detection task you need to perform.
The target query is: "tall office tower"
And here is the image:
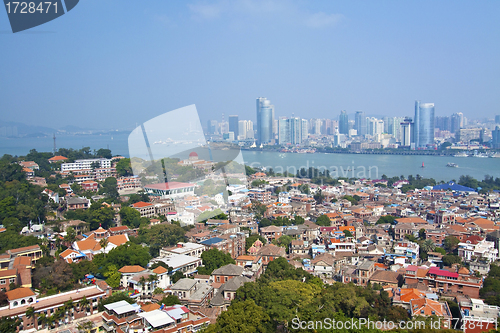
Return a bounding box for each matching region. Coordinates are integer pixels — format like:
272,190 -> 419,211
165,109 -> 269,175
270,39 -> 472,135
302,119 -> 308,141
206,120 -> 218,135
321,119 -> 333,135
383,117 -> 404,140
355,111 -> 367,136
492,126 -> 500,149
246,120 -> 254,139
339,111 -> 349,135
399,117 -> 413,146
228,115 -> 239,139
312,119 -> 322,135
256,97 -> 275,144
278,117 -> 305,145
368,117 -> 384,136
495,116 -> 500,124
435,116 -> 451,131
413,101 -> 435,148
450,112 -> 464,133
238,120 -> 247,140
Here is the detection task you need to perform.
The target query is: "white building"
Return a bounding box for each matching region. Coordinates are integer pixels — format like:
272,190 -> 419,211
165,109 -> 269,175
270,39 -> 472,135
458,239 -> 498,263
61,158 -> 112,172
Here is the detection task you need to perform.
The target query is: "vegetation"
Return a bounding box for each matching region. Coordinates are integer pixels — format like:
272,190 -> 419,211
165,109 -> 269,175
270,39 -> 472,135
245,234 -> 266,252
480,264 -> 500,306
133,224 -> 186,257
160,294 -> 181,306
315,214 -> 331,227
206,258 -> 413,332
197,248 -> 236,275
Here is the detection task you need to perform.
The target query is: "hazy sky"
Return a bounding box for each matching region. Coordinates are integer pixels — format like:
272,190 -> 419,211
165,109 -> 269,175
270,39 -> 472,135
1,0 -> 499,130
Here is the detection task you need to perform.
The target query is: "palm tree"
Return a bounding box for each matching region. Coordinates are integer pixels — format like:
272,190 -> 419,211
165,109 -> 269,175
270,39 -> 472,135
148,274 -> 158,294
79,296 -> 89,314
99,238 -> 109,255
77,320 -> 94,333
421,239 -> 436,253
37,313 -> 47,329
26,306 -> 35,326
138,276 -> 147,299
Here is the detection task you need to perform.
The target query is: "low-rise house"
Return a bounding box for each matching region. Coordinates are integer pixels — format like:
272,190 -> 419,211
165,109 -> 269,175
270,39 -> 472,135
369,270 -> 401,288
119,265 -> 148,288
210,276 -> 251,311
66,197 -> 91,210
409,298 -> 452,329
458,297 -> 500,333
211,264 -> 244,284
152,254 -> 202,277
131,201 -> 156,218
311,252 -> 335,278
257,244 -> 286,266
458,239 -> 498,263
160,242 -> 206,258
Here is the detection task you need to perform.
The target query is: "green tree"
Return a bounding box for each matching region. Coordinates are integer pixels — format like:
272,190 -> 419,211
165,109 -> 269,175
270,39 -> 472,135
443,236 -> 460,253
421,239 -> 436,253
103,264 -> 121,288
0,316 -> 21,332
343,230 -> 354,238
160,294 -> 181,306
115,158 -> 132,177
119,206 -> 141,228
442,255 -> 462,267
197,248 -> 235,275
376,215 -> 396,225
316,214 -> 331,227
204,299 -> 270,333
64,226 -> 77,244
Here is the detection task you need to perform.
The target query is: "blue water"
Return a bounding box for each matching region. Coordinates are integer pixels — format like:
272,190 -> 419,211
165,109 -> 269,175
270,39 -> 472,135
1,134 -> 499,182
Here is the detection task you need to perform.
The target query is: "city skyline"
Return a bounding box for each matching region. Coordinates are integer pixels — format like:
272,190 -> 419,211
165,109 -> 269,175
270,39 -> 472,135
1,1 -> 499,130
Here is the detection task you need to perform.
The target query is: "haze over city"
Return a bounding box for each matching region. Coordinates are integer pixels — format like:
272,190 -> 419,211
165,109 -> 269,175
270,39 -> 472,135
1,0 -> 500,130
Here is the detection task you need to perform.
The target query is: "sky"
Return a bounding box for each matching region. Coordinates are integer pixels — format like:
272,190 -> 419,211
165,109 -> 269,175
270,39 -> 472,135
1,0 -> 499,130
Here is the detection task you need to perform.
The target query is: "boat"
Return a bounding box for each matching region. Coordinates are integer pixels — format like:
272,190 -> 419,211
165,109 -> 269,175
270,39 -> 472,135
453,152 -> 468,157
446,162 -> 458,167
421,162 -> 425,168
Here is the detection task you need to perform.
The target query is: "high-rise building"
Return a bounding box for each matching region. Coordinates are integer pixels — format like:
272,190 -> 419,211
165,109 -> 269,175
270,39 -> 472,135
238,120 -> 247,140
368,117 -> 384,136
451,112 -> 464,134
339,111 -> 349,135
355,111 -> 367,136
495,116 -> 500,124
413,101 -> 435,148
206,120 -> 218,135
302,119 -> 308,142
256,97 -> 275,145
228,115 -> 239,139
492,126 -> 500,148
278,117 -> 305,145
435,116 -> 451,132
400,117 -> 412,147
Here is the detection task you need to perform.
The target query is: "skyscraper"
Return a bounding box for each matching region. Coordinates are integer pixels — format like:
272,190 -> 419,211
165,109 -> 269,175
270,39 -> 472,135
451,112 -> 464,134
413,101 -> 435,148
355,111 -> 367,136
228,115 -> 239,139
400,117 -> 412,147
339,111 -> 349,135
278,117 -> 305,145
256,97 -> 275,145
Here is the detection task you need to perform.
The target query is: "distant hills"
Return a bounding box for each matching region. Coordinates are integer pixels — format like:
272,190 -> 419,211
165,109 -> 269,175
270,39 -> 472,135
0,121 -> 129,138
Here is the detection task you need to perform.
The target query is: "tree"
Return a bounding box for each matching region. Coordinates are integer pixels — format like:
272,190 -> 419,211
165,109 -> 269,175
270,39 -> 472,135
103,264 -> 121,288
480,264 -> 500,306
171,271 -> 184,284
198,248 -> 235,275
421,239 -> 436,253
96,149 -> 112,159
119,206 -> 141,228
443,236 -> 460,253
77,320 -> 94,333
204,299 -> 270,333
115,158 -> 132,177
98,292 -> 134,311
442,255 -> 462,267
418,228 -> 426,240
0,316 -> 21,332
376,215 -> 396,225
99,238 -> 109,253
64,227 -> 77,244
343,230 -> 353,238
316,214 -> 331,227
160,294 -> 181,306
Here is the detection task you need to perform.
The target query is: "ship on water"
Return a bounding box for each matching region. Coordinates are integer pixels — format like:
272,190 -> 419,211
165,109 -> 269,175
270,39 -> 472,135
446,162 -> 458,168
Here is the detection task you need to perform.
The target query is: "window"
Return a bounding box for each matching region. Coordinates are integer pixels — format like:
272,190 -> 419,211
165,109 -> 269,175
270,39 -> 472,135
0,280 -> 5,285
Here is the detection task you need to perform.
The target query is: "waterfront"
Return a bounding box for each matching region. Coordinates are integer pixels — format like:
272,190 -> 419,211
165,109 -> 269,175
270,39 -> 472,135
1,135 -> 500,182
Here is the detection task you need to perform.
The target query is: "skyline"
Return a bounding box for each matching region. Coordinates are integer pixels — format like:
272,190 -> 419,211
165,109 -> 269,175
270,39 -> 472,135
1,1 -> 500,130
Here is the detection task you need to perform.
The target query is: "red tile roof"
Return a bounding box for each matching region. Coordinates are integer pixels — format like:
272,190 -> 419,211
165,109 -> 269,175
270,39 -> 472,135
6,287 -> 35,300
